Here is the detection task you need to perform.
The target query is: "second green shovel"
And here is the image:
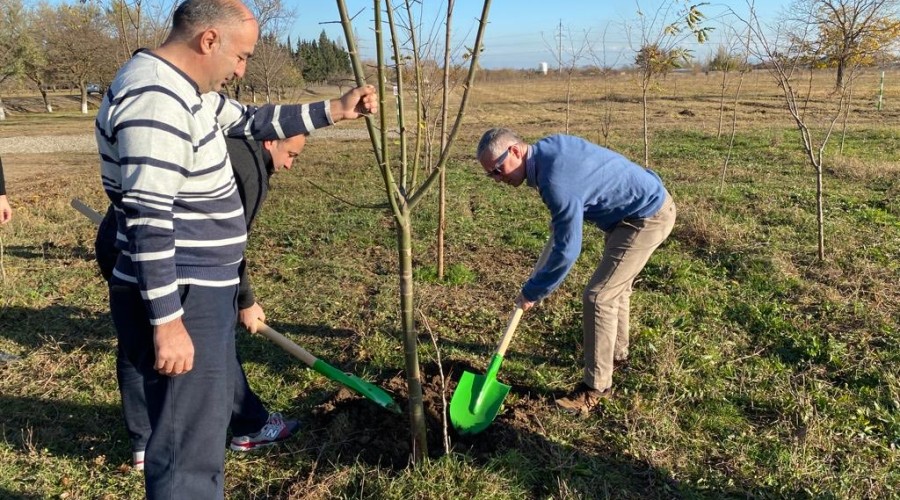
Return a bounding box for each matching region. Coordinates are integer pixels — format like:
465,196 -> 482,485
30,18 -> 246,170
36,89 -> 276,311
449,306 -> 524,435
256,322 -> 401,414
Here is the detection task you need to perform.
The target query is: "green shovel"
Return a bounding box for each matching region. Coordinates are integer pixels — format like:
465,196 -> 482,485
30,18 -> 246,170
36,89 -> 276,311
450,306 -> 524,435
256,322 -> 402,414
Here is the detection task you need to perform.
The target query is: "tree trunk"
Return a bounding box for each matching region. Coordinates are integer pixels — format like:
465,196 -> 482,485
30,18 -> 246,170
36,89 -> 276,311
437,169 -> 445,279
0,97 -> 6,121
436,4 -> 453,281
642,83 -> 650,168
40,87 -> 53,113
835,58 -> 845,92
80,86 -> 88,115
717,69 -> 728,139
396,208 -> 427,462
565,73 -> 572,134
721,69 -> 746,191
839,84 -> 852,156
816,165 -> 825,261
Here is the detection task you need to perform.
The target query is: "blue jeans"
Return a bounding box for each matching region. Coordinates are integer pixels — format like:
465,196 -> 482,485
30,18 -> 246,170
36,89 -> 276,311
112,283 -> 240,499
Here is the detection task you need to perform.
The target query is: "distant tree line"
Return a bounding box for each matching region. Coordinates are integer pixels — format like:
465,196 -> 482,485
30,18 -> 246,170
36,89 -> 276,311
0,0 -> 353,117
295,30 -> 353,84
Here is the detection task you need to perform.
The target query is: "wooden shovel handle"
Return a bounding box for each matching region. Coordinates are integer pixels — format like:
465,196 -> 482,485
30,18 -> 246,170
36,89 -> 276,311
255,322 -> 318,367
494,306 -> 524,358
70,198 -> 103,226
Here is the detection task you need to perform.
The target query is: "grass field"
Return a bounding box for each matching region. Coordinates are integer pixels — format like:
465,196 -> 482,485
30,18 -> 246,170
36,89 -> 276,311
0,70 -> 898,498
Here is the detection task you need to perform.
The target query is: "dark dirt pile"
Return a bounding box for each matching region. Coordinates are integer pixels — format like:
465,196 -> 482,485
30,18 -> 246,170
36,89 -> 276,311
305,361 -> 551,469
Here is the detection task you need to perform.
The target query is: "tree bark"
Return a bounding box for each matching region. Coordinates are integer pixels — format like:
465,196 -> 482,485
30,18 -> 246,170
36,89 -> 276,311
816,165 -> 825,261
396,208 -> 427,460
642,82 -> 650,167
717,69 -> 728,139
436,1 -> 454,281
40,86 -> 52,113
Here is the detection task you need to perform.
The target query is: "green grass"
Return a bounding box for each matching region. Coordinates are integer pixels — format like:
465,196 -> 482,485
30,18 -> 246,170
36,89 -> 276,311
1,109 -> 899,498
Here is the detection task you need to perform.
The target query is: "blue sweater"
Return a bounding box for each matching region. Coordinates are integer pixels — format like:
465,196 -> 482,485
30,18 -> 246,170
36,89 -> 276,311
521,134 -> 667,302
95,50 -> 333,325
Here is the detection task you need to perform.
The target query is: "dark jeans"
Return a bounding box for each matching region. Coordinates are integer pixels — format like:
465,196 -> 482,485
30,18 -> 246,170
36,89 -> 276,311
112,283 -> 241,500
119,351 -> 270,452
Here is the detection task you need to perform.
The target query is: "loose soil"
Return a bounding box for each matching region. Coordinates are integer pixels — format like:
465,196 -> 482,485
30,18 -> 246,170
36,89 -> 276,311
306,361 -> 551,469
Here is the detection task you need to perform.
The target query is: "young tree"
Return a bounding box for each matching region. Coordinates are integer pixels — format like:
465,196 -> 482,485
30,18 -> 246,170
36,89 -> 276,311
735,0 -> 854,261
336,0 -> 492,462
242,0 -> 302,101
542,25 -> 591,134
394,0 -> 471,281
587,22 -> 622,148
628,0 -> 712,167
720,27 -> 752,189
706,30 -> 746,139
246,34 -> 299,102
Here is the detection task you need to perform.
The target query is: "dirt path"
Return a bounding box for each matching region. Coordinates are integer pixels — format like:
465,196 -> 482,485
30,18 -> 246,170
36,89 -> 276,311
0,128 -> 374,188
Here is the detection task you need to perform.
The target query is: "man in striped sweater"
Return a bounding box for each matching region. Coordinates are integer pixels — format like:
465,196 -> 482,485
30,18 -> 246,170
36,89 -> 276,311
94,0 -> 376,497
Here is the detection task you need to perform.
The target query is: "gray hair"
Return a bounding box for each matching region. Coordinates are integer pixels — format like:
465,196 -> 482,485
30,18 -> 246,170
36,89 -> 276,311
476,128 -> 522,159
169,0 -> 250,40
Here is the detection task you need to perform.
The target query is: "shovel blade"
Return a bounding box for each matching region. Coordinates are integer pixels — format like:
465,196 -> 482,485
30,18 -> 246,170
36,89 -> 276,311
312,360 -> 402,414
449,370 -> 511,435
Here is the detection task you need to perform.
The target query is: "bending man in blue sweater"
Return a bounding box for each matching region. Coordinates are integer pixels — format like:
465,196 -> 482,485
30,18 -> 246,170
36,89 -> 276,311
476,128 -> 676,414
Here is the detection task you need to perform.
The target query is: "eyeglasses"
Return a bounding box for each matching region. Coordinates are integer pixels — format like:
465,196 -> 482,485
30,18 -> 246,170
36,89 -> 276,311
486,148 -> 510,177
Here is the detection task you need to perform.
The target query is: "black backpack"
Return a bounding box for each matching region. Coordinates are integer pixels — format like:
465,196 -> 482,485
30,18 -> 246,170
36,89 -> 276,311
94,204 -> 119,281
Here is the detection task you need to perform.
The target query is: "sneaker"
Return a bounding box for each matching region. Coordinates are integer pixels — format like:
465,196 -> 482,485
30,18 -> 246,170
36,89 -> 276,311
229,412 -> 300,452
554,383 -> 610,415
133,450 -> 145,472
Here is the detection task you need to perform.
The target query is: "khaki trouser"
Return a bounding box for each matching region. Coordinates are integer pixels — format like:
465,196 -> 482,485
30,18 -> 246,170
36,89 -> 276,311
582,193 -> 676,391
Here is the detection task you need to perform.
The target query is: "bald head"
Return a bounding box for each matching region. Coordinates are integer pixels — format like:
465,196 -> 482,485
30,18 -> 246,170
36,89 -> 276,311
168,0 -> 254,42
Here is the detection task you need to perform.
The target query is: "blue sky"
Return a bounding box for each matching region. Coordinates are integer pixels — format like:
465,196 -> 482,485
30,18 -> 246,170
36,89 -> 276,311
285,0 -> 787,69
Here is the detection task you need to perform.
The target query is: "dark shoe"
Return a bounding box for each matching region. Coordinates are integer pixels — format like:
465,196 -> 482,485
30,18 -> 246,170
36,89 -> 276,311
554,383 -> 610,415
230,412 -> 300,452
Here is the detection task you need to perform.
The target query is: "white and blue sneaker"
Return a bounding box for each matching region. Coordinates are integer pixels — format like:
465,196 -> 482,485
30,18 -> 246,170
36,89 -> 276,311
229,412 -> 300,452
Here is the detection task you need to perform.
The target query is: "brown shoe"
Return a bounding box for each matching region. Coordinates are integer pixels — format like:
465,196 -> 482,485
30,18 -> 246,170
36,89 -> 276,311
554,383 -> 610,415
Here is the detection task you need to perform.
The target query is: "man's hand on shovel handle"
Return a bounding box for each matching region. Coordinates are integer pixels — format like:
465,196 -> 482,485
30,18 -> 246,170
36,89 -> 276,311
515,293 -> 535,312
239,302 -> 266,334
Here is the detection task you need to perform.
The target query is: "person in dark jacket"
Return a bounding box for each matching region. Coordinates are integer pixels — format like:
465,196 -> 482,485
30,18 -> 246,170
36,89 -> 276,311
0,156 -> 12,225
228,133 -> 306,338
225,133 -> 308,452
99,133 -> 309,470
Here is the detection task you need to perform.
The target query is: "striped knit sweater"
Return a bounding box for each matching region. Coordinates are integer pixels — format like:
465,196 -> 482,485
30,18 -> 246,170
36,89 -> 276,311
95,50 -> 333,325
